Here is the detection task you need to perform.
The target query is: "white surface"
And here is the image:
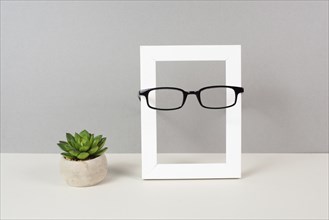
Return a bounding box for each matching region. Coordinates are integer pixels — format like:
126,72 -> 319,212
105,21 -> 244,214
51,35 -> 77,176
140,45 -> 242,179
1,153 -> 328,219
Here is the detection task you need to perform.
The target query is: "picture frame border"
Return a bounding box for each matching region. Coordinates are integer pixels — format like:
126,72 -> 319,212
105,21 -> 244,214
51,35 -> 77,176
140,45 -> 241,179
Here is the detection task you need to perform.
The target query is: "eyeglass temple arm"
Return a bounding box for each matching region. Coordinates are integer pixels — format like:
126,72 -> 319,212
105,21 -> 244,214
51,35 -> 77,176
138,92 -> 141,101
138,89 -> 148,101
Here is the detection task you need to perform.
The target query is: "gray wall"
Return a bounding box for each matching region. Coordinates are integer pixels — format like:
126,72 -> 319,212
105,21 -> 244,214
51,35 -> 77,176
1,1 -> 328,153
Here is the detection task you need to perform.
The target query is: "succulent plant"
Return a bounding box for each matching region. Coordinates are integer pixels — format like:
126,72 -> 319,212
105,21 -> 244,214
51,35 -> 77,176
57,130 -> 108,161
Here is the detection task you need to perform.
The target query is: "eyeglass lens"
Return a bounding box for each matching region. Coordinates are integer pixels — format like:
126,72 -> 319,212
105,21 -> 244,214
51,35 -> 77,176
200,87 -> 235,108
148,89 -> 184,109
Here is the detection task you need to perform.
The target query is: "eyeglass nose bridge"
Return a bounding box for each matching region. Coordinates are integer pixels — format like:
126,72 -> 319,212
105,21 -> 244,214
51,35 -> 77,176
187,91 -> 197,95
184,90 -> 201,105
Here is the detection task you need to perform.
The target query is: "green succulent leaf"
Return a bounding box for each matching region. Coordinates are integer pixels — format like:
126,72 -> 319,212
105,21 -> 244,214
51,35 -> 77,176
81,139 -> 87,146
79,130 -> 91,139
92,135 -> 102,147
68,140 -> 79,150
79,145 -> 90,152
74,133 -> 82,144
69,150 -> 79,157
66,133 -> 74,143
95,147 -> 108,157
66,133 -> 79,150
88,134 -> 94,146
98,137 -> 107,149
88,146 -> 99,155
61,152 -> 75,160
77,152 -> 89,160
57,141 -> 71,152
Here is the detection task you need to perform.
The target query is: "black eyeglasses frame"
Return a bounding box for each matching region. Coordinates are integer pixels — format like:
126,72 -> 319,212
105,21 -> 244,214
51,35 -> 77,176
138,85 -> 244,111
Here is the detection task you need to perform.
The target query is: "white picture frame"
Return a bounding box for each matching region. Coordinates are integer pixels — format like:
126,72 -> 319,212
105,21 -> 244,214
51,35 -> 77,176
140,45 -> 241,179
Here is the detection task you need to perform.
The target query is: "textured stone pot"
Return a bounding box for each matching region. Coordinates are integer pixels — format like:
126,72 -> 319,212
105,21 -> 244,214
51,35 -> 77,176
60,154 -> 108,187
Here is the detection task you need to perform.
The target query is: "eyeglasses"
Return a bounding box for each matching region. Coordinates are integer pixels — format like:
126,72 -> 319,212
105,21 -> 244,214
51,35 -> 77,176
138,85 -> 244,111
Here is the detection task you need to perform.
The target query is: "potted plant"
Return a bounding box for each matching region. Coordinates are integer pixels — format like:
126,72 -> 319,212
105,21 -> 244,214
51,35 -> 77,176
57,130 -> 108,187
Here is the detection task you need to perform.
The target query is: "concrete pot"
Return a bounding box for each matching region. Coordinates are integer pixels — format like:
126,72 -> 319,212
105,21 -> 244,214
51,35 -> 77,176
60,154 -> 108,187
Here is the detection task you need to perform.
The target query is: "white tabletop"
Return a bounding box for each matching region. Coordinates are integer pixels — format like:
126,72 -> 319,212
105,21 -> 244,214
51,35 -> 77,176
1,153 -> 328,219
